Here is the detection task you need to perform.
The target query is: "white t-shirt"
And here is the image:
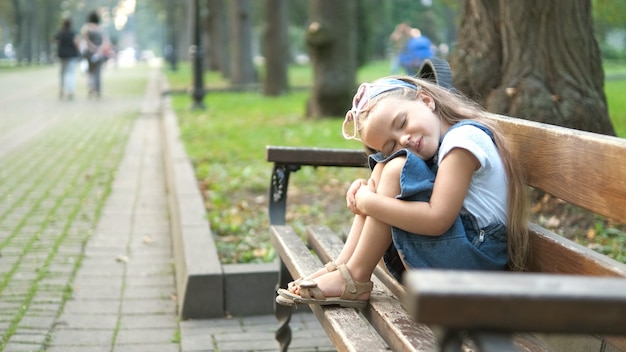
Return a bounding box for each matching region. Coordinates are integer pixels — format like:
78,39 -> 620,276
438,125 -> 508,228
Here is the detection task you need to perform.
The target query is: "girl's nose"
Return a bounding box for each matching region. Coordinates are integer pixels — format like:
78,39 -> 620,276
401,134 -> 411,148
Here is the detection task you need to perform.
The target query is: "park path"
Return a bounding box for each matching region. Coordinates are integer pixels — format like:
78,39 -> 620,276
0,63 -> 334,352
0,63 -> 180,351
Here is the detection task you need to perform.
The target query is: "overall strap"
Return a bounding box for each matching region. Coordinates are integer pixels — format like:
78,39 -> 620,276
430,120 -> 496,170
445,120 -> 496,145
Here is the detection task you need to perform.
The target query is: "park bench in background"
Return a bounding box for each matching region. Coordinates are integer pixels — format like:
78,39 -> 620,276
266,112 -> 626,351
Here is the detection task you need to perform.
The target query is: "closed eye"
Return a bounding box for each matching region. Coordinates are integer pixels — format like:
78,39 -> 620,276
384,115 -> 406,155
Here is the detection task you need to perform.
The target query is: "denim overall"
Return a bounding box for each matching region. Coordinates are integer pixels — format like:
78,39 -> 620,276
368,121 -> 509,281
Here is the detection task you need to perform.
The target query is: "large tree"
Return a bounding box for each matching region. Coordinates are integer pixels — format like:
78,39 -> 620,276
306,0 -> 357,118
450,0 -> 615,135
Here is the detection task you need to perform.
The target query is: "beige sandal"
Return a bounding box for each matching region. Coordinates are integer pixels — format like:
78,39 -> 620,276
287,261 -> 338,290
278,264 -> 373,309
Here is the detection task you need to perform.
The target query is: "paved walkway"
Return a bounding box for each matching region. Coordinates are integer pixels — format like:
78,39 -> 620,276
0,64 -> 333,352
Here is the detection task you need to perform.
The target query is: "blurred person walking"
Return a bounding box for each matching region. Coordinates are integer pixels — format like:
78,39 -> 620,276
54,18 -> 80,100
399,28 -> 434,76
389,23 -> 412,74
81,10 -> 112,99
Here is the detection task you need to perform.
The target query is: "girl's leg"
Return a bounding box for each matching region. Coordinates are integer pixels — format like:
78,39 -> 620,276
297,157 -> 404,300
335,161 -> 385,264
289,165 -> 385,293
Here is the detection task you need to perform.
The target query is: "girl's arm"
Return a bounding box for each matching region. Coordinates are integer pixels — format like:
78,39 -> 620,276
354,147 -> 479,236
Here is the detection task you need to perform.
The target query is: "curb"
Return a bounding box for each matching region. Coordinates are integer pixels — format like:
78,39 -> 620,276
159,74 -> 278,319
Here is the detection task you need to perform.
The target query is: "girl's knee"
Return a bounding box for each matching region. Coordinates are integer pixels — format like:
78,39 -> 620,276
376,156 -> 405,196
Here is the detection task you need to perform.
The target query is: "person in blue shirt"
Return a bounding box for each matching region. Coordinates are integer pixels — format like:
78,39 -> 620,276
399,28 -> 434,75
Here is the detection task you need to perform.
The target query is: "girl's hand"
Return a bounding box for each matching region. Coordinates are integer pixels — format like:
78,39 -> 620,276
354,178 -> 377,214
346,178 -> 367,214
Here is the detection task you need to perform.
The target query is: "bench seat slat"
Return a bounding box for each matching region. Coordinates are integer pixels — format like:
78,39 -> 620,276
270,225 -> 390,352
403,269 -> 626,335
306,225 -> 439,352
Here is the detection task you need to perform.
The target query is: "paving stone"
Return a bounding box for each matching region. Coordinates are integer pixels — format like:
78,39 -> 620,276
55,313 -> 118,330
120,298 -> 176,315
113,343 -> 181,352
51,328 -> 114,346
119,314 -> 178,329
115,328 -> 177,345
62,299 -> 121,315
2,341 -> 44,352
6,330 -> 48,345
17,313 -> 57,329
46,346 -> 110,352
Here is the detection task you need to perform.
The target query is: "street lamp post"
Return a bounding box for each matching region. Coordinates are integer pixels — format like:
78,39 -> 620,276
191,0 -> 205,109
167,0 -> 177,71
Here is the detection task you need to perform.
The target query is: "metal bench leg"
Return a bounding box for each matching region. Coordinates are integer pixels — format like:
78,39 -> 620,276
274,259 -> 293,352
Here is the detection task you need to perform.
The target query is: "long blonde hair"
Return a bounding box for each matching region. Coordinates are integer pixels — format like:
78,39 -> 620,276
356,76 -> 530,271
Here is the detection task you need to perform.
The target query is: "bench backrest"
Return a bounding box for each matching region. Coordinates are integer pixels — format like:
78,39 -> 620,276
490,114 -> 626,277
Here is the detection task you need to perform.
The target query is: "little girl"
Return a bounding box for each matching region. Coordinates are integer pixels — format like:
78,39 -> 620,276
278,76 -> 529,308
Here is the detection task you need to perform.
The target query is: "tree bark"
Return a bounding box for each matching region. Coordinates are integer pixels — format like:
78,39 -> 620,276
206,0 -> 228,76
450,0 -> 615,135
229,0 -> 257,86
306,0 -> 357,118
263,0 -> 289,96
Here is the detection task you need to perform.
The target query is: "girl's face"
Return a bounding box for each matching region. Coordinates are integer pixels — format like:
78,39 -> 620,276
361,94 -> 448,160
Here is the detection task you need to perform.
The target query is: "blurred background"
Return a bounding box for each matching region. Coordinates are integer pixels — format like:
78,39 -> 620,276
0,0 -> 623,72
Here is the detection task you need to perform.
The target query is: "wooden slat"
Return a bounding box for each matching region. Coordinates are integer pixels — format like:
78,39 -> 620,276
526,223 -> 626,276
270,225 -> 390,352
403,269 -> 626,335
306,225 -> 437,352
490,114 -> 626,223
266,146 -> 368,168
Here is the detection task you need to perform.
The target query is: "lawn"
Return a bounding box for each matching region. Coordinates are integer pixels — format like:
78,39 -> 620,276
166,60 -> 626,264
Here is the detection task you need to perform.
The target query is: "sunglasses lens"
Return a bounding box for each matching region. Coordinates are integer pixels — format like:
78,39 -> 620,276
342,111 -> 357,138
353,84 -> 369,111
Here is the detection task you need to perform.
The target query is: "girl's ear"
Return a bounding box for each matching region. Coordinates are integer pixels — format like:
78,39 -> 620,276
419,93 -> 436,111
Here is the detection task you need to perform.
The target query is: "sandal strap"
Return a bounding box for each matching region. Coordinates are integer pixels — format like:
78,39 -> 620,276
299,280 -> 326,300
337,264 -> 373,300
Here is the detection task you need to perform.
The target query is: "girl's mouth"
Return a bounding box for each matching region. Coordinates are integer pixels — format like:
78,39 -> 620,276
414,137 -> 423,153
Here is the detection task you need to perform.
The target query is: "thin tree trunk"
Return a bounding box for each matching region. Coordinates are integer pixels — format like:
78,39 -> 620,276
263,0 -> 289,96
229,0 -> 256,86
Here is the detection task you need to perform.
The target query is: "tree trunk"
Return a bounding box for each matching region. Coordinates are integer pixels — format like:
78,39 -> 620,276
450,0 -> 615,135
206,0 -> 230,78
306,0 -> 357,118
229,0 -> 257,86
263,0 -> 289,96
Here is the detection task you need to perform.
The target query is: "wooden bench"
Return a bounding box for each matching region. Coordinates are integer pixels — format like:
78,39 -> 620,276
266,113 -> 626,352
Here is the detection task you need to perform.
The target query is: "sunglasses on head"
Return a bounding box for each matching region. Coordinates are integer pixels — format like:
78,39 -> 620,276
342,81 -> 420,141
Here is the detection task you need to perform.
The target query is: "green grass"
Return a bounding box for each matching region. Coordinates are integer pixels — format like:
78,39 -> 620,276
167,60 -> 626,265
606,79 -> 626,136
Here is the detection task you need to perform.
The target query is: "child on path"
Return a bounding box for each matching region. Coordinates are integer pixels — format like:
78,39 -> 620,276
278,76 -> 529,308
54,18 -> 80,100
